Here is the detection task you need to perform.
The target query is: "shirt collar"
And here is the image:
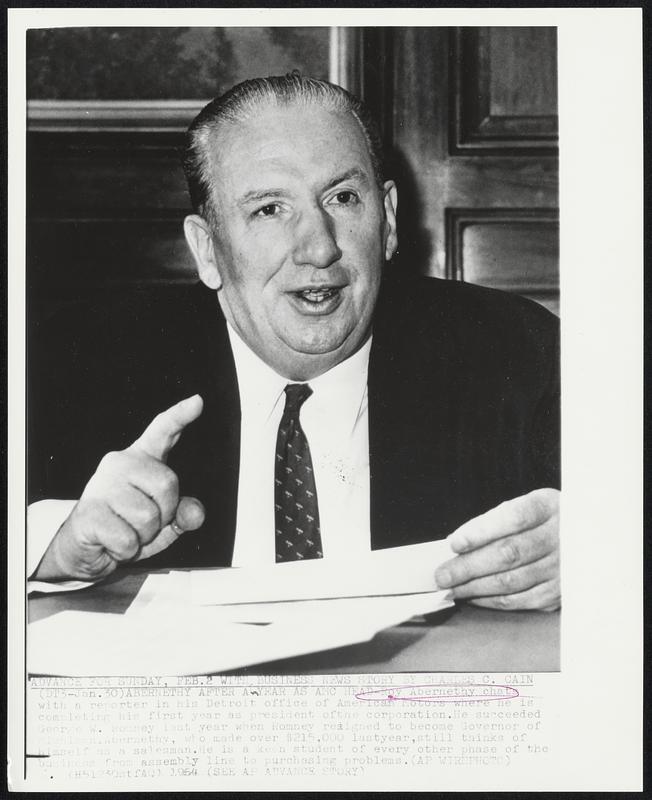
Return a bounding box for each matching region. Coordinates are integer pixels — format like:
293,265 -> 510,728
226,323 -> 371,430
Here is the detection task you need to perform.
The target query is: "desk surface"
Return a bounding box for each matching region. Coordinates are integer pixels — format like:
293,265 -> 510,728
29,569 -> 559,674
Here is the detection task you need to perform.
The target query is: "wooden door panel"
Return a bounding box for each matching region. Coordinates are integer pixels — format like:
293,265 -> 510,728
445,209 -> 559,315
386,27 -> 559,313
453,27 -> 558,152
461,220 -> 559,291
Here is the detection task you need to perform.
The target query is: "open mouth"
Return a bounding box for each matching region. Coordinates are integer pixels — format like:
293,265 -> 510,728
295,287 -> 340,303
287,285 -> 345,315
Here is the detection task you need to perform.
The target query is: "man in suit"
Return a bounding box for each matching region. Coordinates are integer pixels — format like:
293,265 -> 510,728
29,74 -> 560,611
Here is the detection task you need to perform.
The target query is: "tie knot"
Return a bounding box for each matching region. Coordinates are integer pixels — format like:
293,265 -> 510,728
284,383 -> 312,414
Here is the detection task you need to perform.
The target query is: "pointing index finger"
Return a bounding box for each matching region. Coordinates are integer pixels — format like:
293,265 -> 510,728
131,394 -> 203,461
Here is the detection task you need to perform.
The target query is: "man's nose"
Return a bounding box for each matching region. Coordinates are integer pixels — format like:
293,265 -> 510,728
292,207 -> 342,269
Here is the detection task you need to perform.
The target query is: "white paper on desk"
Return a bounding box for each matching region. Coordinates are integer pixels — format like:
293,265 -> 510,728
28,590 -> 451,676
190,538 -> 454,606
195,592 -> 452,625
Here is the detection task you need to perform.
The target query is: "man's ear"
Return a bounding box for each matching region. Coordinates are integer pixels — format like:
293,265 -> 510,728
382,180 -> 398,261
183,214 -> 222,290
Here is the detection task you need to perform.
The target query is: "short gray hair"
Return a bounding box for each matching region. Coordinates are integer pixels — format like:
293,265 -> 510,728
182,73 -> 385,229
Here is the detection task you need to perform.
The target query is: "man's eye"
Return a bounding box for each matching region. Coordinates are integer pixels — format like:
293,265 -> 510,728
255,203 -> 280,218
333,190 -> 358,205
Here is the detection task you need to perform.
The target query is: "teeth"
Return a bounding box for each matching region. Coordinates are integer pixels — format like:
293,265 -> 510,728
298,288 -> 336,302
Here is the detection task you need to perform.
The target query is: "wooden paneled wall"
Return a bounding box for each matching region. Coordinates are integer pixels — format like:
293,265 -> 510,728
375,27 -> 559,314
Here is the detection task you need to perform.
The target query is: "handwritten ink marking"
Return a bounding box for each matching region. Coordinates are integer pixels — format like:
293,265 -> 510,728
354,683 -> 519,705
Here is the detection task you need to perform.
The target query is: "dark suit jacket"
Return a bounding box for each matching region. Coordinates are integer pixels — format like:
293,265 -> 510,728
29,272 -> 560,568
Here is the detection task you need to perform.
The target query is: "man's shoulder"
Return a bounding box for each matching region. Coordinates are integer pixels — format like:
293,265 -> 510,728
373,272 -> 558,380
379,270 -> 556,325
377,272 -> 557,342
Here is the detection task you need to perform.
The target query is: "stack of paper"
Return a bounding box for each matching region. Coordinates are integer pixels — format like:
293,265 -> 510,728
28,539 -> 455,676
190,537 -> 454,608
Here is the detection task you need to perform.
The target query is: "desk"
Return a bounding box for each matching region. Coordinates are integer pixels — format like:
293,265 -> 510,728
29,568 -> 559,674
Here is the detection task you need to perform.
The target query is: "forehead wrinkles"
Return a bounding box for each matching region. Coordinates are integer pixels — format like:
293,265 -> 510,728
199,103 -> 376,215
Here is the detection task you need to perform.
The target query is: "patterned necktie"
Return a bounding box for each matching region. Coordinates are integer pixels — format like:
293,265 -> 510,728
275,383 -> 323,562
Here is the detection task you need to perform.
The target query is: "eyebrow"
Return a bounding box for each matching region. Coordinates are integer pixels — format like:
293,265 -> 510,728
237,188 -> 286,207
237,168 -> 370,208
322,168 -> 370,192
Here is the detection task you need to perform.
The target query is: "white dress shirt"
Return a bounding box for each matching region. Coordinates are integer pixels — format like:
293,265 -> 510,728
229,324 -> 372,566
27,327 -> 373,589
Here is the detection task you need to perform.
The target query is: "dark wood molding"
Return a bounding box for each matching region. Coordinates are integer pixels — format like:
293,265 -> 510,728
450,28 -> 559,156
445,207 -> 559,287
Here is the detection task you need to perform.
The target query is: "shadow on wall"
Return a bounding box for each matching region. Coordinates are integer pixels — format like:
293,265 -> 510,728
385,145 -> 433,278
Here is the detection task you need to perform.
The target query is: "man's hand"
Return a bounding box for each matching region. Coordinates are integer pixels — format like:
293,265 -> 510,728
434,488 -> 560,612
34,395 -> 205,582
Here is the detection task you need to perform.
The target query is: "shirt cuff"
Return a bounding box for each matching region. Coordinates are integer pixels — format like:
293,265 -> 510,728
27,499 -> 95,594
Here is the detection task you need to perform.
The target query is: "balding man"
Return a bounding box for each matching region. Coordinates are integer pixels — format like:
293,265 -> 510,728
29,75 -> 560,611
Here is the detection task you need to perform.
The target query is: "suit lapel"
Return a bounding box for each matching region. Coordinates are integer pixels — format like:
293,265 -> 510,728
368,275 -> 465,549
